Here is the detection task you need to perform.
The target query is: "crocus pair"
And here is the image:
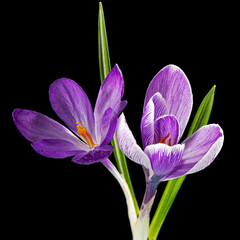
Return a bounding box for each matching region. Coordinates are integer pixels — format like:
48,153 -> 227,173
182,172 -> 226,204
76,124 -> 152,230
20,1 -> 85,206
13,65 -> 126,164
13,64 -> 224,240
13,64 -> 224,181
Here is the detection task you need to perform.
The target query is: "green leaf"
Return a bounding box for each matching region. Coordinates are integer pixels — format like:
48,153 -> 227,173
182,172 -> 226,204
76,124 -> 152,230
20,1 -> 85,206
98,2 -> 139,215
149,85 -> 216,240
187,85 -> 216,137
98,2 -> 111,84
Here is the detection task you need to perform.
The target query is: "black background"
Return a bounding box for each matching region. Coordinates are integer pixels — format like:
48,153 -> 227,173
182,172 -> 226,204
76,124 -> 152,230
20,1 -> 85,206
4,0 -> 237,239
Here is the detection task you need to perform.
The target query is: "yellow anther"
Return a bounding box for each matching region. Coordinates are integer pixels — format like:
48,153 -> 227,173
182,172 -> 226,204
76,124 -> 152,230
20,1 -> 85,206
76,122 -> 97,149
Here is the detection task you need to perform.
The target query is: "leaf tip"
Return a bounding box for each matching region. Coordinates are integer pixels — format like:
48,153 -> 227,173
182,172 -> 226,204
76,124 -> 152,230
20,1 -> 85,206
210,85 -> 216,97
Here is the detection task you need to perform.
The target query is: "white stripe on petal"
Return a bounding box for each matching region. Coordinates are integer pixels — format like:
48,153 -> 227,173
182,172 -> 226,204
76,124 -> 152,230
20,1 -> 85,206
144,65 -> 193,138
186,126 -> 224,174
164,124 -> 224,180
141,92 -> 167,149
145,143 -> 185,177
117,113 -> 153,177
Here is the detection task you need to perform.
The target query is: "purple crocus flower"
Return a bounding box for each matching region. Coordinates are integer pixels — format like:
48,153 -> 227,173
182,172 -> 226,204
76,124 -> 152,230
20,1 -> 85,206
13,64 -> 127,164
117,64 -> 224,184
117,64 -> 224,240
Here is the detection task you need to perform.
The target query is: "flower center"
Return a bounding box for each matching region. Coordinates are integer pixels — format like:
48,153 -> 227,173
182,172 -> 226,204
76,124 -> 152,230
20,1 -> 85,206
76,122 -> 97,149
159,132 -> 172,146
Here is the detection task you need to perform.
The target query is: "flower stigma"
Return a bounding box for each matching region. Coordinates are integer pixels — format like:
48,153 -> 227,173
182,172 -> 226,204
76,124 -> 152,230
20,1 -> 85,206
76,122 -> 98,149
159,132 -> 172,146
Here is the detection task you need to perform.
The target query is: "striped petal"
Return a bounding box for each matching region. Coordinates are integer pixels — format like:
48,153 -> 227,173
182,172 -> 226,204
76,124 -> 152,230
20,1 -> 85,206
144,65 -> 193,138
164,124 -> 224,180
116,113 -> 153,176
31,139 -> 84,158
145,143 -> 184,177
99,108 -> 117,146
49,78 -> 96,141
94,65 -> 126,141
154,115 -> 180,145
141,92 -> 167,149
71,145 -> 114,165
12,108 -> 87,150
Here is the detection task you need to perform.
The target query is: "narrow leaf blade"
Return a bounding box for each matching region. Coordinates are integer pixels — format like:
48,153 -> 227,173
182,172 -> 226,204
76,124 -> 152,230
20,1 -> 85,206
149,85 -> 216,240
98,2 -> 111,84
98,2 -> 139,214
187,85 -> 216,137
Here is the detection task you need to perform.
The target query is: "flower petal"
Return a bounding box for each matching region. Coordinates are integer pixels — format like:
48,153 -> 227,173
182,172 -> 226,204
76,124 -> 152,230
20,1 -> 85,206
113,100 -> 128,119
94,64 -> 126,124
12,108 -> 87,150
116,113 -> 153,176
71,145 -> 114,165
144,143 -> 184,177
49,78 -> 95,140
164,124 -> 224,180
144,65 -> 193,138
31,139 -> 84,158
141,93 -> 167,149
183,124 -> 224,174
99,108 -> 117,146
154,115 -> 180,145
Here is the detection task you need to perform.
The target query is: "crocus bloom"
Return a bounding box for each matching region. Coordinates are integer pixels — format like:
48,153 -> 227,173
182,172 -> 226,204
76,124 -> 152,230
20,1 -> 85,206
117,64 -> 224,183
13,64 -> 127,164
117,65 -> 224,240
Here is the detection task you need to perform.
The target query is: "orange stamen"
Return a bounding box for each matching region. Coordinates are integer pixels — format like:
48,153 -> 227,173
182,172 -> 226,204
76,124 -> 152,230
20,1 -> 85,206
76,122 -> 97,149
159,132 -> 170,144
159,132 -> 172,146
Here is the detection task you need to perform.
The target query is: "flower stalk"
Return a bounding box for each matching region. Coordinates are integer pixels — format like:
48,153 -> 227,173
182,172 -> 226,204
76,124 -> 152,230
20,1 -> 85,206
102,158 -> 137,233
133,181 -> 157,240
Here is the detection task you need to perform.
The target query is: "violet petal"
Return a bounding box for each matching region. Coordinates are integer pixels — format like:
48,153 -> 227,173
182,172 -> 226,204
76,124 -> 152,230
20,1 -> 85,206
164,124 -> 224,180
49,78 -> 96,141
94,64 -> 126,124
116,113 -> 153,175
32,139 -> 85,159
99,108 -> 117,146
144,65 -> 193,138
12,108 -> 88,150
71,145 -> 114,165
141,93 -> 168,149
144,143 -> 185,177
153,114 -> 180,145
114,100 -> 128,118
